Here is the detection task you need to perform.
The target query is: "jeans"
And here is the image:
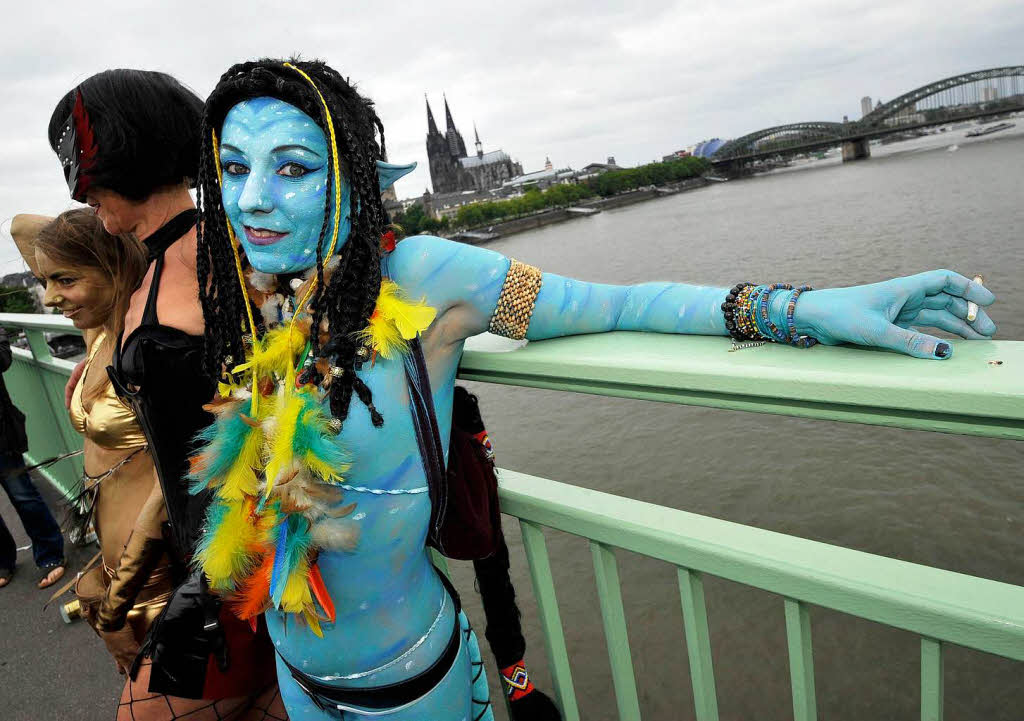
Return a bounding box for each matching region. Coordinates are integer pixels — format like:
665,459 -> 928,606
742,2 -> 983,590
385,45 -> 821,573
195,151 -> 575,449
0,451 -> 65,571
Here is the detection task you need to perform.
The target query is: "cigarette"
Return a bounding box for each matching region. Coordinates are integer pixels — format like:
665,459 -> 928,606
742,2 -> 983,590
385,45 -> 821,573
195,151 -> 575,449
967,275 -> 984,322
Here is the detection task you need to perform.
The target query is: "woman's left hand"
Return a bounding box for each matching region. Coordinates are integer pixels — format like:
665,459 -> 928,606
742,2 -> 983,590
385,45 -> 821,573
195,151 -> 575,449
100,625 -> 141,674
792,270 -> 996,360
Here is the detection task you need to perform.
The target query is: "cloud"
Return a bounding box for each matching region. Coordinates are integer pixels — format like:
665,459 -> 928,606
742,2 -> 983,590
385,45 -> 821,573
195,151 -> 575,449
1,0 -> 1022,269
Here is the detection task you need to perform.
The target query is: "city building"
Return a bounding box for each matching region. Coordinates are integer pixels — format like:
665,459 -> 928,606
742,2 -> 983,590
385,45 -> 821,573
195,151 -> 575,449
883,107 -> 926,127
691,139 -> 726,158
503,165 -> 576,191
982,87 -> 999,102
861,96 -> 873,118
576,157 -> 621,181
662,149 -> 691,162
425,95 -> 522,194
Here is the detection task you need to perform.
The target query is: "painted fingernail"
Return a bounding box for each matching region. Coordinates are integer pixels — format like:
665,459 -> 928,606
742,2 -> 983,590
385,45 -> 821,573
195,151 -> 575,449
934,342 -> 951,358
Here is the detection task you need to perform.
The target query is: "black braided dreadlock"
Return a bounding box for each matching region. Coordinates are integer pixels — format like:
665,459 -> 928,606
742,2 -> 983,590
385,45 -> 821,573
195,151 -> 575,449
195,58 -> 389,426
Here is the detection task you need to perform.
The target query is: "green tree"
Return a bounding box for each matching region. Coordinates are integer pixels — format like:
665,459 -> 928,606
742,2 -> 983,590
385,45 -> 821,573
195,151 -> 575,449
392,203 -> 446,237
0,286 -> 37,314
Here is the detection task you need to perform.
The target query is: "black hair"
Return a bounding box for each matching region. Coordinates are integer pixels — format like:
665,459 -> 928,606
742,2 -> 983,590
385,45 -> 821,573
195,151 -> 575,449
48,69 -> 204,200
196,58 -> 389,427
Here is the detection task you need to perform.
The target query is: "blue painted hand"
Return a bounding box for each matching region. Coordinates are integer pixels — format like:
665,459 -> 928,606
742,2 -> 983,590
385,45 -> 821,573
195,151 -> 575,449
790,270 -> 997,360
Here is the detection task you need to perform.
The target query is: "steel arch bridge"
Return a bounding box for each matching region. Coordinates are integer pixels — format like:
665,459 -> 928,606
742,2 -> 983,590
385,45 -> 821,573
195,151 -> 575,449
712,122 -> 847,162
860,65 -> 1024,127
711,65 -> 1024,165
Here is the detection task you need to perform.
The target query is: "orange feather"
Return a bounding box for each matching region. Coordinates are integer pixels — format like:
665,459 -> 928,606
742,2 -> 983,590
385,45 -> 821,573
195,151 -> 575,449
308,562 -> 335,623
231,554 -> 273,620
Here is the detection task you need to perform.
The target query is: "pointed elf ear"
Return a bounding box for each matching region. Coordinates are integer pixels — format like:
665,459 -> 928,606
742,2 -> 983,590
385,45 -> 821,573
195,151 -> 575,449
376,161 -> 416,193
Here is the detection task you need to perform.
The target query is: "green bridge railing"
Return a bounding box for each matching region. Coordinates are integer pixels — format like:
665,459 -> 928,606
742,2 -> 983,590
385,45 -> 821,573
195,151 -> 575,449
2,313 -> 1022,721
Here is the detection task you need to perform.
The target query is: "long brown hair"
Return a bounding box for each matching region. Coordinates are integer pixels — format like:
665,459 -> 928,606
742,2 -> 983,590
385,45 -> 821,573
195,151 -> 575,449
34,209 -> 147,340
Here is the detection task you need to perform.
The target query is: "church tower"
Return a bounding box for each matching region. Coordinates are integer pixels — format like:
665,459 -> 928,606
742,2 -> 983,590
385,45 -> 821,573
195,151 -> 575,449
443,94 -> 469,159
425,92 -> 520,195
425,94 -> 461,194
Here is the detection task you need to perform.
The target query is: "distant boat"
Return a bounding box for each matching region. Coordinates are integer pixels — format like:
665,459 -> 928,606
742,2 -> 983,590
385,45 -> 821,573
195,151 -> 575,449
947,145 -> 959,152
704,175 -> 729,183
965,122 -> 1015,138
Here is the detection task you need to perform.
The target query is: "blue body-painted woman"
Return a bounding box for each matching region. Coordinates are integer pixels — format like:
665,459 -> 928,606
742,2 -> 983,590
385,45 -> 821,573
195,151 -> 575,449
201,60 -> 996,720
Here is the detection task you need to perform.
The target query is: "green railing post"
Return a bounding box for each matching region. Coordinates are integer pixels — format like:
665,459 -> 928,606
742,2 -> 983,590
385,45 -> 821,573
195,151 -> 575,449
519,520 -> 580,721
19,327 -> 83,495
677,568 -> 719,721
784,598 -> 818,721
591,541 -> 642,720
921,638 -> 944,721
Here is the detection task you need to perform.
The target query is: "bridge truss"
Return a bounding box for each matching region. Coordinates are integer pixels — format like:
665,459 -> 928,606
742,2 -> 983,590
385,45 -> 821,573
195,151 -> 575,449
711,65 -> 1024,165
861,66 -> 1024,127
712,122 -> 846,162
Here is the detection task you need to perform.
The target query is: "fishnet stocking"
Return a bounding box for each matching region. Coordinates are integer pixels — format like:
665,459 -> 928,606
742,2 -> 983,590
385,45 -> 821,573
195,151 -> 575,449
116,661 -> 288,720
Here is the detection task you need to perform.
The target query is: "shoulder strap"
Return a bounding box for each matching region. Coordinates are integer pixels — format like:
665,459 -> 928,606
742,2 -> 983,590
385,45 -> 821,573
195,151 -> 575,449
140,254 -> 165,326
403,336 -> 447,550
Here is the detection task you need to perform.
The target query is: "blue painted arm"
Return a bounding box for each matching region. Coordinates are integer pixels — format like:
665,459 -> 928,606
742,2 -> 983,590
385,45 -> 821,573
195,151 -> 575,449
387,235 -> 729,340
389,237 -> 997,360
525,276 -> 727,340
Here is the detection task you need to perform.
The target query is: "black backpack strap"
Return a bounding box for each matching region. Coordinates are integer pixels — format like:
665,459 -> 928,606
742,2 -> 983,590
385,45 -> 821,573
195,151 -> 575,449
403,336 -> 448,551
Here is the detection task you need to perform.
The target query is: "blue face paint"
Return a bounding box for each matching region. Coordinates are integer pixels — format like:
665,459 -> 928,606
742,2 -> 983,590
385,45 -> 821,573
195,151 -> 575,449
219,97 -> 350,273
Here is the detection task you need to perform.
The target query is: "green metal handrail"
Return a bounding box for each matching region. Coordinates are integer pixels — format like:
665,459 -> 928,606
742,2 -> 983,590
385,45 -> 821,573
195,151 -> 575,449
0,314 -> 84,494
3,313 -> 1021,721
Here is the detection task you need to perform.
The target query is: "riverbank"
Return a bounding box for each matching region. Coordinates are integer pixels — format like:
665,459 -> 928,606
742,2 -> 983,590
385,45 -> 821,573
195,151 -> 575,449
450,176 -> 709,244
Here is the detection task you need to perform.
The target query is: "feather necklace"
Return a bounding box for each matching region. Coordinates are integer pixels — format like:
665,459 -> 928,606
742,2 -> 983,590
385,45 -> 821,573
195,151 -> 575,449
190,252 -> 436,635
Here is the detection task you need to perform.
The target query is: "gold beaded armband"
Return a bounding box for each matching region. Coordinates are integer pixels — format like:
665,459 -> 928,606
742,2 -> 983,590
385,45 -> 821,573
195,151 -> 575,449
488,259 -> 543,340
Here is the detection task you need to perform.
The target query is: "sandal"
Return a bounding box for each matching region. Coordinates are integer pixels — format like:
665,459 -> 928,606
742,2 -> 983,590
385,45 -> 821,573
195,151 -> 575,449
38,561 -> 66,589
0,567 -> 13,588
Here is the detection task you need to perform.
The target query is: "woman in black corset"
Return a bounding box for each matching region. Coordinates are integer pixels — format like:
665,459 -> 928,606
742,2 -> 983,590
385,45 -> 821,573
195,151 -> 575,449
48,69 -> 284,720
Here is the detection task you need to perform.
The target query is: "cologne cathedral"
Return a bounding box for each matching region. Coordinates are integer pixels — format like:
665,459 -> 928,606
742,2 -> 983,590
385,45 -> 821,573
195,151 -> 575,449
425,95 -> 522,194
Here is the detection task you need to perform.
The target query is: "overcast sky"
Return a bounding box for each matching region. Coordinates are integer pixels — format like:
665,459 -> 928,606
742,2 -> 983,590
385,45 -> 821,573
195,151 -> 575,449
1,0 -> 1021,272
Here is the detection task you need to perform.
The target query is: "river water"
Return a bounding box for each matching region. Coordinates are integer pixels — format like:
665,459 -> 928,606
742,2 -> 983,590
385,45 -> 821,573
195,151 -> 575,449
450,125 -> 1024,720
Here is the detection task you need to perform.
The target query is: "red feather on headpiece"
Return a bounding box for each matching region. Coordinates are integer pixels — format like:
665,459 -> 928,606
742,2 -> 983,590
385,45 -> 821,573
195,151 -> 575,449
71,90 -> 98,194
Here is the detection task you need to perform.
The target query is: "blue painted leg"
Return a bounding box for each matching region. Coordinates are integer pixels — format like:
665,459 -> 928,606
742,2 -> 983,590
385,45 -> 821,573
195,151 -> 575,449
461,610 -> 495,721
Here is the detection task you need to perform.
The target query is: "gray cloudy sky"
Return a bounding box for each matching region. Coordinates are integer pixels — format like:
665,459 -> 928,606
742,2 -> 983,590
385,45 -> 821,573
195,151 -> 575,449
1,0 -> 1022,272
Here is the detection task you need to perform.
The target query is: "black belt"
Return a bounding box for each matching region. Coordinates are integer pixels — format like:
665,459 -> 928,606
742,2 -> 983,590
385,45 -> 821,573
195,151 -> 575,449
280,568 -> 462,715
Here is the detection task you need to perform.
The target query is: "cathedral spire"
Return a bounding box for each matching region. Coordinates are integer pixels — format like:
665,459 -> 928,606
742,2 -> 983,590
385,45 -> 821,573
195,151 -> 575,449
441,93 -> 468,158
425,94 -> 439,136
474,123 -> 483,158
443,93 -> 456,132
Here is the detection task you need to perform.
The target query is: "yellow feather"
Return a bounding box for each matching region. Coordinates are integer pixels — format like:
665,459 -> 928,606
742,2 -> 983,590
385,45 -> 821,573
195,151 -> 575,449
303,451 -> 349,484
279,558 -> 312,613
233,325 -> 307,381
259,326 -> 308,377
375,279 -> 437,339
264,390 -> 303,495
256,505 -> 281,547
304,608 -> 323,638
200,502 -> 258,590
219,425 -> 264,501
356,313 -> 407,360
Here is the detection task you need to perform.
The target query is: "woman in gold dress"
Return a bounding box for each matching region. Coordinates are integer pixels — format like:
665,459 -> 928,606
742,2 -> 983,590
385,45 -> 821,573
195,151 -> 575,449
14,209 -> 286,720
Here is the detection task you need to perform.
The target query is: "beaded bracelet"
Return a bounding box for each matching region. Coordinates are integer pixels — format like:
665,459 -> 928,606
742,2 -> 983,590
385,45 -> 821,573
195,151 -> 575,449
735,286 -> 762,340
723,282 -> 819,349
785,286 -> 818,348
757,282 -> 794,343
721,283 -> 754,341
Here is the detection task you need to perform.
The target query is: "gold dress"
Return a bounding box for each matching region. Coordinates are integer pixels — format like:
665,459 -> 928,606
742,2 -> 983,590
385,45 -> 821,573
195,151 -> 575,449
69,331 -> 172,645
